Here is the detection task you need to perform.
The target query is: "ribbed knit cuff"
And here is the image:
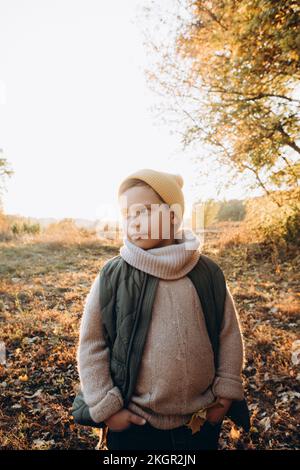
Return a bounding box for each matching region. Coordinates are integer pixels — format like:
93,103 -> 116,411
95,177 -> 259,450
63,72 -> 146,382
212,374 -> 244,401
88,386 -> 124,423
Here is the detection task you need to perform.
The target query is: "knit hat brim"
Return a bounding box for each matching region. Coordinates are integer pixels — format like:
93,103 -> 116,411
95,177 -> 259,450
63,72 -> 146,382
118,169 -> 185,221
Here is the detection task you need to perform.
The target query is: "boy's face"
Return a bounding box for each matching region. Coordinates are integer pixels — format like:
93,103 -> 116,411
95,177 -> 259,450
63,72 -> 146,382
119,185 -> 179,249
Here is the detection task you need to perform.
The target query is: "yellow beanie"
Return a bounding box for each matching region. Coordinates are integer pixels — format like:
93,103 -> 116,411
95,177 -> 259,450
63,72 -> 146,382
118,168 -> 185,221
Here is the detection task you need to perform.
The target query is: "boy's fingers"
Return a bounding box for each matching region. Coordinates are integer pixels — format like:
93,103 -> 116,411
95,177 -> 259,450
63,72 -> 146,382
129,413 -> 147,425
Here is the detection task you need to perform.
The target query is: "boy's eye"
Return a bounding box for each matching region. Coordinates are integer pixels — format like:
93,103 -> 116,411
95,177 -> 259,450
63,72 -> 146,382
140,207 -> 150,215
123,207 -> 150,218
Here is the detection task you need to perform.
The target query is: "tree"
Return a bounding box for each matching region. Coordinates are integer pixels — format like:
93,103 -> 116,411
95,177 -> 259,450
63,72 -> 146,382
143,0 -> 300,205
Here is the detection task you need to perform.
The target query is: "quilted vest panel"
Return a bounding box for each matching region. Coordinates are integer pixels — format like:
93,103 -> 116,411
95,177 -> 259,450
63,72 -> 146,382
99,253 -> 225,407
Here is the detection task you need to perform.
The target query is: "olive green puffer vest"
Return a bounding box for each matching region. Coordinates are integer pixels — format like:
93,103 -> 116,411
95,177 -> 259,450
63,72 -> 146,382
72,253 -> 250,431
100,253 -> 226,406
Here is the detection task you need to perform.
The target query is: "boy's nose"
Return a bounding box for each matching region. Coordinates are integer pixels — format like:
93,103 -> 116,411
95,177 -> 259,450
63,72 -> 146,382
130,219 -> 140,229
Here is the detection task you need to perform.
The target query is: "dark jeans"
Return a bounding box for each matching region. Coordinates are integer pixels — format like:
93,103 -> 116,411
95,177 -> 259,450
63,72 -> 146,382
106,419 -> 223,451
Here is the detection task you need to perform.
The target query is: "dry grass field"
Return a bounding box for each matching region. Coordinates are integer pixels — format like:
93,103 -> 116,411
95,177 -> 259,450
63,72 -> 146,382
0,218 -> 299,450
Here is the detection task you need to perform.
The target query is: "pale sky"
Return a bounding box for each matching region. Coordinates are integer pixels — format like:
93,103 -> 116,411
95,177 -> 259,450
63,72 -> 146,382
0,0 -> 259,222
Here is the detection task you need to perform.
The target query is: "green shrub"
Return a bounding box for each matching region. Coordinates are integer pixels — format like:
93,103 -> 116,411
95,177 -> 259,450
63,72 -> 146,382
11,222 -> 41,236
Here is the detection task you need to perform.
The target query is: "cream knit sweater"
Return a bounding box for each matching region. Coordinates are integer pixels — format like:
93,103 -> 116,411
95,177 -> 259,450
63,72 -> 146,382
76,229 -> 245,430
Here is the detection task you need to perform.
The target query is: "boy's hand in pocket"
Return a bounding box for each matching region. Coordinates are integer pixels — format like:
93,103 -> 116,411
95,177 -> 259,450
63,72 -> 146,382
104,408 -> 147,432
206,397 -> 232,425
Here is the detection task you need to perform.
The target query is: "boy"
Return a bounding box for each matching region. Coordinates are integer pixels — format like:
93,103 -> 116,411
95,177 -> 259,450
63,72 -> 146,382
76,169 -> 245,450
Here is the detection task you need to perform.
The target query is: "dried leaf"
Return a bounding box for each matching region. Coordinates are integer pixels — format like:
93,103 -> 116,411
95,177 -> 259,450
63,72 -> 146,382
230,425 -> 241,440
260,416 -> 271,431
185,397 -> 224,434
18,374 -> 28,382
185,410 -> 207,434
291,340 -> 300,365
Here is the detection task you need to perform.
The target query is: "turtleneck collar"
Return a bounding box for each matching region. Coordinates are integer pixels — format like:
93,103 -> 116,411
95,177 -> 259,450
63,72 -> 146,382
119,228 -> 202,280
